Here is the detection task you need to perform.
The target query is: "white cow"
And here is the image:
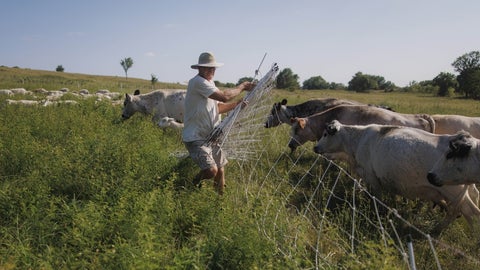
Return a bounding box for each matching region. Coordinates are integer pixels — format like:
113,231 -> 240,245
122,89 -> 186,128
428,131 -> 480,186
288,104 -> 435,152
432,114 -> 480,138
0,89 -> 13,96
5,99 -> 40,106
10,88 -> 31,95
42,100 -> 79,106
313,120 -> 480,233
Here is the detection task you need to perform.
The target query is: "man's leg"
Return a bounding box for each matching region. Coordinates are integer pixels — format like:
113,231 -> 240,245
193,166 -> 218,187
213,166 -> 225,195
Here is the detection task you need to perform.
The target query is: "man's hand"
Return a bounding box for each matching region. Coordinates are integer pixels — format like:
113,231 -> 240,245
240,81 -> 255,91
237,99 -> 249,109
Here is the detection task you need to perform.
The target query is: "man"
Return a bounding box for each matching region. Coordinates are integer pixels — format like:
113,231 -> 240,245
182,52 -> 254,195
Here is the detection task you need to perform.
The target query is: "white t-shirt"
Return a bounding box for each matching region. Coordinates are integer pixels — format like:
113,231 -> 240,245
182,75 -> 221,142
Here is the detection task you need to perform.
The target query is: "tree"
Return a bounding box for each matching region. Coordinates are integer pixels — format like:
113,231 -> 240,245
348,72 -> 376,92
302,75 -> 329,90
237,77 -> 254,85
329,82 -> 346,90
452,51 -> 480,73
120,57 -> 134,80
452,51 -> 480,98
214,81 -> 235,88
56,65 -> 64,72
381,81 -> 396,92
457,68 -> 480,99
432,72 -> 457,97
403,80 -> 436,93
151,74 -> 158,89
276,68 -> 300,90
347,72 -> 395,92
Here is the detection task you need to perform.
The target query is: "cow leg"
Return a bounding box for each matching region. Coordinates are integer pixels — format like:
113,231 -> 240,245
434,191 -> 480,236
431,205 -> 461,236
469,185 -> 480,206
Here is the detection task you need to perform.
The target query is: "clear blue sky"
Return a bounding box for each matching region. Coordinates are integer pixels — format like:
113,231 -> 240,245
1,0 -> 479,87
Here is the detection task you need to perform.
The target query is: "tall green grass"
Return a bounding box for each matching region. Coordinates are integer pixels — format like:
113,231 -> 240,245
0,97 -> 298,269
1,68 -> 480,268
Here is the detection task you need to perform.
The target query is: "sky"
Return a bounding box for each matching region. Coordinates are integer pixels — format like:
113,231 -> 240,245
1,0 -> 479,87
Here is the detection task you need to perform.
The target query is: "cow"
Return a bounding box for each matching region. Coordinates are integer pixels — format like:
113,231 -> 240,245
10,88 -> 31,95
0,89 -> 13,96
122,89 -> 186,128
5,99 -> 40,106
264,98 -> 362,128
288,104 -> 435,152
264,98 -> 394,128
432,114 -> 480,138
313,120 -> 480,233
427,131 -> 480,187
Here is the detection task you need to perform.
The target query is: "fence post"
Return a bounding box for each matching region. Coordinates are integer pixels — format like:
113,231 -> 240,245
407,234 -> 416,270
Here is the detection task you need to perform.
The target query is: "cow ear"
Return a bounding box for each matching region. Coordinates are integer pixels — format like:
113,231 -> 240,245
326,121 -> 339,135
134,89 -> 140,95
298,118 -> 306,129
448,139 -> 472,158
125,93 -> 132,101
457,141 -> 472,157
281,99 -> 287,105
449,140 -> 457,151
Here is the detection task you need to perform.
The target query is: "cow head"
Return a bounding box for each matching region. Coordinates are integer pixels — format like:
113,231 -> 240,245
313,120 -> 342,154
264,99 -> 289,128
288,117 -> 316,152
427,131 -> 479,186
122,92 -> 141,119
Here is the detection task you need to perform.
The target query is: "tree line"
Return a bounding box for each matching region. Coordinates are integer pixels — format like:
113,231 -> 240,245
273,50 -> 480,99
55,51 -> 480,99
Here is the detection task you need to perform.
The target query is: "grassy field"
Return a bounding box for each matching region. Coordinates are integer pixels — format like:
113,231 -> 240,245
0,66 -> 185,93
1,67 -> 480,269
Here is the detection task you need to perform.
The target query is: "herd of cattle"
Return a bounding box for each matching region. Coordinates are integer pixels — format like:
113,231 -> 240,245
0,87 -> 123,106
268,97 -> 480,234
5,87 -> 480,233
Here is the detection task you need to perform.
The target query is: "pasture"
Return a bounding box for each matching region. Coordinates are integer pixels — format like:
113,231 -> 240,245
1,69 -> 480,269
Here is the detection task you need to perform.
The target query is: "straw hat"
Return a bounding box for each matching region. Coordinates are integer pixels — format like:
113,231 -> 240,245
191,52 -> 224,69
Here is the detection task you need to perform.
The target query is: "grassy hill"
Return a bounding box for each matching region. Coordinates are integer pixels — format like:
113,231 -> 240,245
0,66 -> 185,93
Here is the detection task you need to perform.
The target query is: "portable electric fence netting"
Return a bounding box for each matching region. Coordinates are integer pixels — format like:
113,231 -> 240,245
204,62 -> 279,161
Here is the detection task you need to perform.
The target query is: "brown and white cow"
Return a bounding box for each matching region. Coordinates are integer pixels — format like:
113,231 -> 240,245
314,120 -> 480,233
428,131 -> 480,186
264,98 -> 394,128
432,114 -> 480,138
288,104 -> 435,152
122,89 -> 186,128
264,98 -> 363,128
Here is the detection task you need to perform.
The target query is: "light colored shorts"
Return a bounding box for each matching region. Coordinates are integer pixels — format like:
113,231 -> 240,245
184,140 -> 228,170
